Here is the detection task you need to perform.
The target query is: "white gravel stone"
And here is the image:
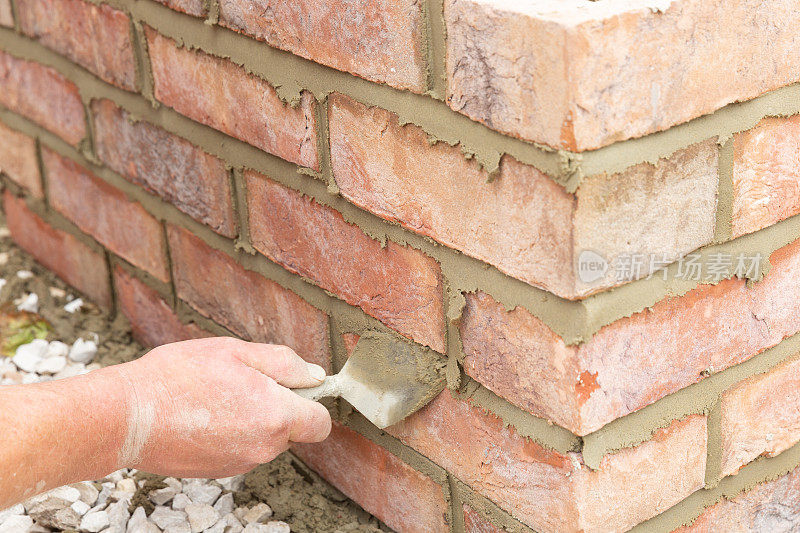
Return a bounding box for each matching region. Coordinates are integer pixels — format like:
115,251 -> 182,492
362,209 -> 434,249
164,477 -> 183,492
216,476 -> 244,491
213,493 -> 234,516
64,297 -> 83,313
127,507 -> 160,533
69,338 -> 97,363
116,478 -> 137,493
36,355 -> 67,374
186,503 -> 219,532
13,339 -> 48,372
45,341 -> 70,358
150,485 -> 179,506
48,485 -> 81,504
150,506 -> 188,530
70,500 -> 90,516
243,523 -> 290,533
0,514 -> 34,533
107,499 -> 131,532
163,523 -> 192,533
16,292 -> 38,313
70,482 -> 99,506
183,482 -> 221,506
172,493 -> 191,511
81,510 -> 110,532
240,503 -> 273,525
16,270 -> 33,279
206,513 -> 245,533
0,504 -> 24,523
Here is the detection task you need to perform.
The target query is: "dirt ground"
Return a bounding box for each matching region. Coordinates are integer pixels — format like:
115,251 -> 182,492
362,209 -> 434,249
0,210 -> 388,533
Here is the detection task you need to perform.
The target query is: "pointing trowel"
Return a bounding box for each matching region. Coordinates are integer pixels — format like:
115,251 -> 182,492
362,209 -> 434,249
292,331 -> 446,428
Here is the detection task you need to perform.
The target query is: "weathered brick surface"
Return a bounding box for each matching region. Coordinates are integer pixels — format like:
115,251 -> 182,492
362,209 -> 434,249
114,266 -> 210,348
167,224 -> 330,369
153,0 -> 205,17
0,0 -> 12,26
676,465 -> 800,532
329,94 -> 718,299
463,506 -> 501,533
460,238 -> 800,435
246,171 -> 445,352
2,191 -> 111,308
91,99 -> 236,237
0,51 -> 85,145
44,148 -> 170,283
293,421 -> 450,533
218,0 -> 426,93
732,114 -> 800,238
17,0 -> 136,91
0,122 -> 41,197
389,391 -> 706,533
720,355 -> 800,477
144,28 -> 319,169
445,0 -> 800,151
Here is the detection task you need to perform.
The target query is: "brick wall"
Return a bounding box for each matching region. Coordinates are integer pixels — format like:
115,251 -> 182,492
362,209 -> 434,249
2,0 -> 800,531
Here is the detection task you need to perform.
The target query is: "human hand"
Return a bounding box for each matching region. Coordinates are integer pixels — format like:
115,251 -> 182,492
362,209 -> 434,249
110,337 -> 331,478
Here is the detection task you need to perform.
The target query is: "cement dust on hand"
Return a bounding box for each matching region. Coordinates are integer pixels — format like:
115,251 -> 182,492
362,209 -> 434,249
0,212 -> 391,533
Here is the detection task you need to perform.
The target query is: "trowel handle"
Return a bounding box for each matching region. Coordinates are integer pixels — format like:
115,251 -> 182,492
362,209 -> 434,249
292,375 -> 342,401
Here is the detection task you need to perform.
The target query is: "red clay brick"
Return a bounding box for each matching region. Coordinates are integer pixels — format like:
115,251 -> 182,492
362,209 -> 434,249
0,122 -> 41,197
91,99 -> 236,237
463,506 -> 502,533
460,238 -> 800,435
44,148 -> 169,283
446,0 -> 800,150
732,115 -> 800,238
389,391 -> 706,533
0,51 -> 85,145
2,191 -> 111,308
329,94 -> 718,300
0,0 -> 12,26
167,224 -> 330,370
144,28 -> 318,169
720,355 -> 800,477
246,171 -> 445,352
293,421 -> 450,533
218,0 -> 426,93
17,0 -> 135,91
153,0 -> 205,17
676,465 -> 800,532
114,266 -> 211,348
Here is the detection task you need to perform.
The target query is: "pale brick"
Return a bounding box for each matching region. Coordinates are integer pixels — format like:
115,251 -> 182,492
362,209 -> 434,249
0,51 -> 85,145
676,465 -> 800,532
460,238 -> 800,435
463,505 -> 502,533
17,0 -> 136,90
721,355 -> 800,477
293,421 -> 450,533
445,0 -> 800,150
44,148 -> 170,283
0,121 -> 41,197
330,94 -> 718,300
167,224 -> 331,370
144,27 -> 319,169
0,0 -> 12,26
732,115 -> 800,238
218,0 -> 426,93
389,391 -> 706,533
153,0 -> 205,17
246,171 -> 445,352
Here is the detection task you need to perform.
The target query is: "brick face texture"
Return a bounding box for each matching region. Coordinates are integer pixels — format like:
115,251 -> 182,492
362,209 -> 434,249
218,0 -> 426,93
17,0 -> 136,91
91,99 -> 236,237
329,94 -> 718,299
460,238 -> 800,435
3,191 -> 111,308
732,114 -> 800,238
167,224 -> 331,370
389,391 -> 706,533
246,171 -> 445,352
293,421 -> 450,533
0,51 -> 85,145
43,148 -> 170,283
445,0 -> 800,150
114,266 -> 211,348
0,122 -> 41,198
0,0 -> 12,26
153,0 -> 206,17
144,28 -> 319,169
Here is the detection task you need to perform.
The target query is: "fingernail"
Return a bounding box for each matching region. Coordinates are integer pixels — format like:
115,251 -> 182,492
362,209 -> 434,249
307,363 -> 326,383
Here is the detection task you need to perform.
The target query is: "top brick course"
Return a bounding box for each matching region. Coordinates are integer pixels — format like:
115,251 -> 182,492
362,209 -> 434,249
445,0 -> 800,150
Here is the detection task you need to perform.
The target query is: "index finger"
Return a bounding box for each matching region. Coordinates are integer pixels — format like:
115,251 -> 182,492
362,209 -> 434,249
232,342 -> 327,389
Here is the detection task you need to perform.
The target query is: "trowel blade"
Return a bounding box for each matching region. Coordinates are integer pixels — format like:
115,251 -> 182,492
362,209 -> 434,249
338,331 -> 445,428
